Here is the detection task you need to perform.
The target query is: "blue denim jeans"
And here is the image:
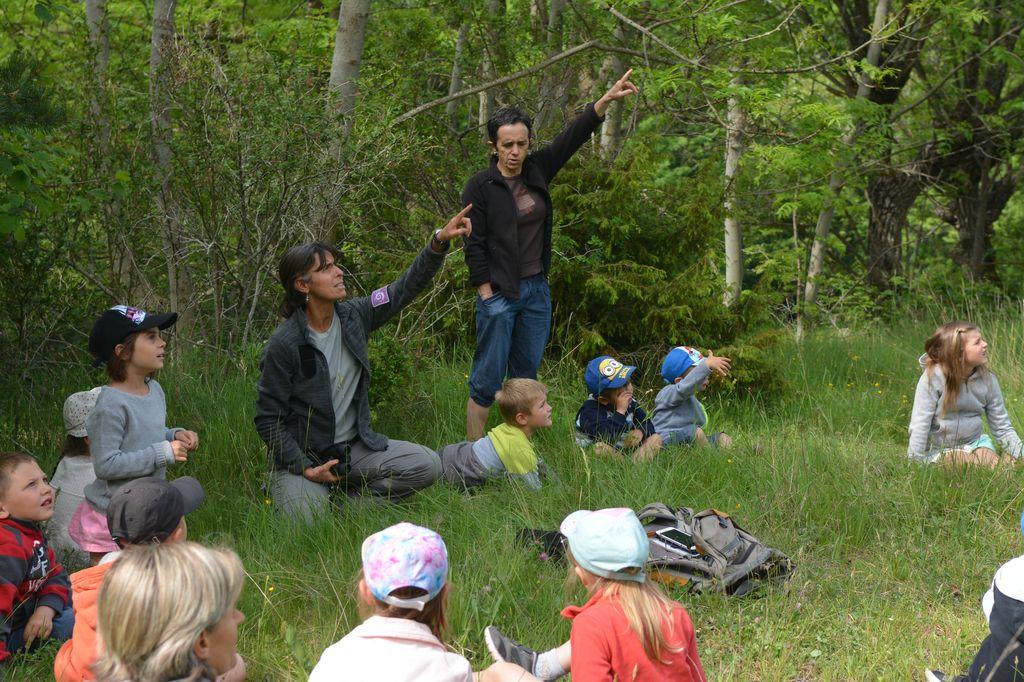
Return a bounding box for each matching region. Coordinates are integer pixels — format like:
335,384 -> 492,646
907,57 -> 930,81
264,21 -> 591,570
7,597 -> 75,654
661,427 -> 723,447
468,275 -> 552,407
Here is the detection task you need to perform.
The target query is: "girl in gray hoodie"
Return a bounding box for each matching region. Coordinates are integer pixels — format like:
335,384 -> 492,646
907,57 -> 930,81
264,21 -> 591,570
907,321 -> 1021,466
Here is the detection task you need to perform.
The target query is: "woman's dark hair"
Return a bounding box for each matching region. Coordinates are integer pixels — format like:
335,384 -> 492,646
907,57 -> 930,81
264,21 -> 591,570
486,106 -> 533,143
277,242 -> 342,318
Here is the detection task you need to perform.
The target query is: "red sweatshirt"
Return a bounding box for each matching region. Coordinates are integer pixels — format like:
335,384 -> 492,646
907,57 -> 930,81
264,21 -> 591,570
0,518 -> 71,661
562,591 -> 706,682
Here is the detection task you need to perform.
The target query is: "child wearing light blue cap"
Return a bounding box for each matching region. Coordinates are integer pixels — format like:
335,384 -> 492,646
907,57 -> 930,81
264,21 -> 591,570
484,508 -> 707,681
651,346 -> 733,449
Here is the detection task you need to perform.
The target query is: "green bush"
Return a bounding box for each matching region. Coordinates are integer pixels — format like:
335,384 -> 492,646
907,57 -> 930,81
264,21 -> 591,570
542,140 -> 785,392
367,332 -> 415,409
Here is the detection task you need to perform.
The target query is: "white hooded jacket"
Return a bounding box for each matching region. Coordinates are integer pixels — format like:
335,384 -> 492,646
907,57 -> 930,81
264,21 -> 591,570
309,616 -> 473,682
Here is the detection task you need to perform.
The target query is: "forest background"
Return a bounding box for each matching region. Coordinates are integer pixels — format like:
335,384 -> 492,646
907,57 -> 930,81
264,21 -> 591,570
3,0 -> 1024,679
3,0 -> 1024,383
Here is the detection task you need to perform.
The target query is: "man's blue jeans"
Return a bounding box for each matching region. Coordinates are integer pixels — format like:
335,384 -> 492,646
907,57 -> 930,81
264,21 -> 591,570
468,275 -> 552,407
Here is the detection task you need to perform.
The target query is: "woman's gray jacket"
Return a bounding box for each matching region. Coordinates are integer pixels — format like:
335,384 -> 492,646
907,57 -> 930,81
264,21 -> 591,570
254,241 -> 445,474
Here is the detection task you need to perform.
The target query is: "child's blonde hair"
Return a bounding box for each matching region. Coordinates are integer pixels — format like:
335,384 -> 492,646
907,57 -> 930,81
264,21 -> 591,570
567,549 -> 682,664
357,569 -> 450,641
495,378 -> 547,424
92,542 -> 243,682
923,321 -> 984,416
0,452 -> 38,499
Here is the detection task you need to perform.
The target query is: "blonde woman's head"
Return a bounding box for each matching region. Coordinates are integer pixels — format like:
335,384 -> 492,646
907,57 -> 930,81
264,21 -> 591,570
92,542 -> 245,682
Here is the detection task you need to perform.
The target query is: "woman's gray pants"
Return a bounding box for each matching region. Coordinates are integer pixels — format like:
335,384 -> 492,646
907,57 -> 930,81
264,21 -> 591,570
269,438 -> 442,521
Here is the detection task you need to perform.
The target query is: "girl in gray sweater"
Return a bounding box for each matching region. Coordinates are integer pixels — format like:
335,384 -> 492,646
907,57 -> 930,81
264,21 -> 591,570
908,321 -> 1022,466
71,306 -> 199,565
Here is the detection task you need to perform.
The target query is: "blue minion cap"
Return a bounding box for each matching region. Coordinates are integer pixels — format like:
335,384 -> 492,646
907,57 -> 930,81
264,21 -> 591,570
660,346 -> 704,384
584,356 -> 636,395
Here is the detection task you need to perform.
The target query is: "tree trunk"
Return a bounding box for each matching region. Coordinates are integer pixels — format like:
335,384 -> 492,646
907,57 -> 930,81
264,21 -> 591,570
477,0 -> 505,127
803,174 -> 841,318
801,0 -> 889,324
327,0 -> 372,139
598,23 -> 629,159
945,153 -> 1021,282
865,171 -> 920,288
150,0 -> 192,330
478,61 -> 496,128
969,167 -> 992,279
529,0 -> 546,40
315,0 -> 371,235
793,209 -> 804,340
445,24 -> 469,131
925,15 -> 1024,283
86,0 -> 110,140
723,77 -> 747,306
533,0 -> 567,131
86,0 -> 132,297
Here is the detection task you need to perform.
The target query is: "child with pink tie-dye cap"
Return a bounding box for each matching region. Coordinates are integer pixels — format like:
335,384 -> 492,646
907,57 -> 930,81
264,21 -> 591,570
309,522 -> 541,682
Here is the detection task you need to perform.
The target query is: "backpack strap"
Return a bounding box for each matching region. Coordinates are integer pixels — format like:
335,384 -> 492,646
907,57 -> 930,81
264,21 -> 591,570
636,503 -> 694,528
636,502 -> 676,523
693,510 -> 745,561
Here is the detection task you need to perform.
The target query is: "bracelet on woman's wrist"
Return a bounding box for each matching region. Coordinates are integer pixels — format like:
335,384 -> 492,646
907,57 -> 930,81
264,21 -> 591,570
432,229 -> 450,251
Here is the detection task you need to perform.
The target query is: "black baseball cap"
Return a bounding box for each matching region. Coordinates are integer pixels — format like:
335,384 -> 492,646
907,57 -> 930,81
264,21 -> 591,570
89,305 -> 178,365
106,476 -> 205,544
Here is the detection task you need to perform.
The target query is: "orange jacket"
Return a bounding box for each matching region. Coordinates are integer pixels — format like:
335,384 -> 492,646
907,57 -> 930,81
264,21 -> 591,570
54,561 -> 112,682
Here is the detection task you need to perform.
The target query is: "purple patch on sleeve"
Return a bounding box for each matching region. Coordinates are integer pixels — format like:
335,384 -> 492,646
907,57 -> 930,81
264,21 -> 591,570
371,286 -> 390,308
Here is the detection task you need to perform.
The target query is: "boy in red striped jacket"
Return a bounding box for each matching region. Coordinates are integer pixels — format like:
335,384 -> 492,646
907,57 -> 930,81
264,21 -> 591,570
0,451 -> 73,665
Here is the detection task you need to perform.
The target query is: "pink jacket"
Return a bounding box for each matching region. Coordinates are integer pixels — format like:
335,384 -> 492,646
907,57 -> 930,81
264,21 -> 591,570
309,616 -> 473,682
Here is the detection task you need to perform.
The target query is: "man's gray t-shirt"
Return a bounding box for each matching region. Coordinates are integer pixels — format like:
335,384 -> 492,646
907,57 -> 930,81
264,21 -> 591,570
309,313 -> 360,444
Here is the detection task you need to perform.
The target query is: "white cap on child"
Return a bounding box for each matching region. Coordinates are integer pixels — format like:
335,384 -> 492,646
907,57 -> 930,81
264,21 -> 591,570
63,387 -> 102,438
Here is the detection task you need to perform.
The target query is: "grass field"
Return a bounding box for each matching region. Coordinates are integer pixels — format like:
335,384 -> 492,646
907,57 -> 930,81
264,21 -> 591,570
5,312 -> 1024,680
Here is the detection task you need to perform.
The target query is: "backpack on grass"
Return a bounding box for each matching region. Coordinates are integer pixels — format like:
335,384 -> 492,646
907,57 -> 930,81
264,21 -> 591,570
637,503 -> 794,596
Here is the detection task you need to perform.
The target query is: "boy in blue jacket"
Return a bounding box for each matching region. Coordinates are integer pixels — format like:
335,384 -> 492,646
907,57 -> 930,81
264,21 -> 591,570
652,346 -> 733,448
574,356 -> 662,461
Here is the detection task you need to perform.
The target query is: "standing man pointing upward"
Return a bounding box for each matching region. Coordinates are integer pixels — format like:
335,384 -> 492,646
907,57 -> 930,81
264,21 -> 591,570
462,69 -> 639,439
